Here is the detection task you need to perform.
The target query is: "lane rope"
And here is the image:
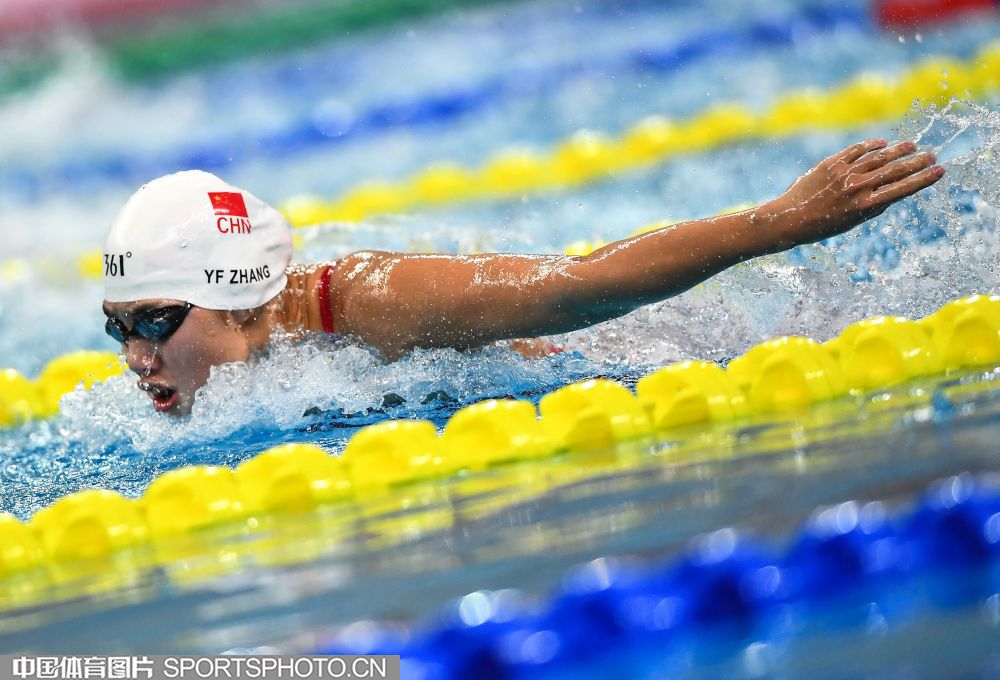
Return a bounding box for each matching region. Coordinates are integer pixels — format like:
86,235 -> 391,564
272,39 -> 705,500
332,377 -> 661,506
0,4 -> 869,195
1,294 -> 997,573
277,42 -> 1000,227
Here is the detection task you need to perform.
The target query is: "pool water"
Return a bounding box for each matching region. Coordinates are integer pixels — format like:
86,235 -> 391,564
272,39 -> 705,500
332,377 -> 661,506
1,0 -> 1000,671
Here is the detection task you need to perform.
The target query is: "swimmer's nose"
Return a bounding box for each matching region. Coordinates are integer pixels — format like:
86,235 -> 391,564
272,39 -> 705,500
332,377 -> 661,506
124,338 -> 161,376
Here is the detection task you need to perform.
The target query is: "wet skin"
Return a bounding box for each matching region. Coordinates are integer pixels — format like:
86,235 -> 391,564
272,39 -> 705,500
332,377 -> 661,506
104,139 -> 944,415
102,301 -> 264,414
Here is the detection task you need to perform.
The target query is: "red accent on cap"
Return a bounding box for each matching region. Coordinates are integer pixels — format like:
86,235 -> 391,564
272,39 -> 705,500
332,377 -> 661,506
208,191 -> 249,217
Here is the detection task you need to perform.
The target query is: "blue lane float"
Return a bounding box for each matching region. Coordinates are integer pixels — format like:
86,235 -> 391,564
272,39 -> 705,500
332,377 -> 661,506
314,473 -> 1000,678
1,3 -> 869,199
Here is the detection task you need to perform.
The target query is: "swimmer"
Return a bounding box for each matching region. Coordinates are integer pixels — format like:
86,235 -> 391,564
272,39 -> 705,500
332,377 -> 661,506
102,138 -> 944,415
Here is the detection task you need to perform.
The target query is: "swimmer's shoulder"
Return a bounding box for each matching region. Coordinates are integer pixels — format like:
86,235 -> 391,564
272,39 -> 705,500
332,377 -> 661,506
274,263 -> 334,334
278,252 -> 389,334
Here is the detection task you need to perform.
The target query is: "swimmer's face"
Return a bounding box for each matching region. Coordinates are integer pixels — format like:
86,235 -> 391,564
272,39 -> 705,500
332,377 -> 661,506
102,299 -> 253,415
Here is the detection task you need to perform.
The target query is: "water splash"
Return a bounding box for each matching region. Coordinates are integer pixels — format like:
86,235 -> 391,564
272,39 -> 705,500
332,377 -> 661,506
554,102 -> 1000,365
0,332 -> 608,516
51,332 -> 604,453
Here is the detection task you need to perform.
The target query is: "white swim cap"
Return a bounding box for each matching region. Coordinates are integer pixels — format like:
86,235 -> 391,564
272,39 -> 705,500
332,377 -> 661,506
103,170 -> 293,310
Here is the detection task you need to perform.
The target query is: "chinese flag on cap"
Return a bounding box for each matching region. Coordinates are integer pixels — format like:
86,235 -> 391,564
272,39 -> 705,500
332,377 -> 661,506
208,192 -> 249,218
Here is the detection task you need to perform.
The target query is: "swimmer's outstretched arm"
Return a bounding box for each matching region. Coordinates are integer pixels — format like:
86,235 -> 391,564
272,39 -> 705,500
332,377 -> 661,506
329,139 -> 944,357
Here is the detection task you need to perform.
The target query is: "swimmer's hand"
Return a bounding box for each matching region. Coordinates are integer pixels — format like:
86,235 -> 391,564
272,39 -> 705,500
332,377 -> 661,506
760,138 -> 944,251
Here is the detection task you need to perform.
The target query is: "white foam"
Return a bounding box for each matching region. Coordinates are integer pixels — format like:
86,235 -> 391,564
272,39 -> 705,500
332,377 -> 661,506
53,331 -> 599,455
551,102 -> 1000,365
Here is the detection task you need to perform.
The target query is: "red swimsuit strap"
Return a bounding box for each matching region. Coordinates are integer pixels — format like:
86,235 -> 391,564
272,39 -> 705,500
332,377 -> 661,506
317,263 -> 336,334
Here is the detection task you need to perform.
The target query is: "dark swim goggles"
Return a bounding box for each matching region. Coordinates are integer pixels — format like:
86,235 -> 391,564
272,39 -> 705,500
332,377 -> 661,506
105,303 -> 193,344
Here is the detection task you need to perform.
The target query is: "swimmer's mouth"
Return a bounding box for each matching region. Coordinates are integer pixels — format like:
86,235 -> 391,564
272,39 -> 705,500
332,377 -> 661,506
139,381 -> 178,412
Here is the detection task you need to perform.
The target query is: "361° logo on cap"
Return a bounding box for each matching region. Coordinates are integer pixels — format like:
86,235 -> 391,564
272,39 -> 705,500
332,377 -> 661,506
208,192 -> 252,234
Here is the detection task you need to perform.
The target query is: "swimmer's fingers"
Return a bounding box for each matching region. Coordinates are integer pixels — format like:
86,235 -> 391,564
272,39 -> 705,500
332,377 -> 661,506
862,165 -> 945,209
851,141 -> 918,174
831,138 -> 888,165
853,150 -> 936,190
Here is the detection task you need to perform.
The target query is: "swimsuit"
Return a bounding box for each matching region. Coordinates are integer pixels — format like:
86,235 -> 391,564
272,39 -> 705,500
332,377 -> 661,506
317,262 -> 337,334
